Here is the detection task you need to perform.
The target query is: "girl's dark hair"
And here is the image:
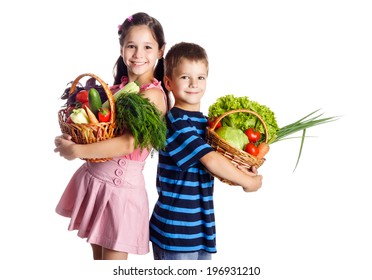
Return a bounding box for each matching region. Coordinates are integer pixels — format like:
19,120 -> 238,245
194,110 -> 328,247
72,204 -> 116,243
113,12 -> 167,95
164,42 -> 208,79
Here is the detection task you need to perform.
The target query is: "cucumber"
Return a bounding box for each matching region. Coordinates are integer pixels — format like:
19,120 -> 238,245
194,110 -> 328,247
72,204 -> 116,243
88,88 -> 102,114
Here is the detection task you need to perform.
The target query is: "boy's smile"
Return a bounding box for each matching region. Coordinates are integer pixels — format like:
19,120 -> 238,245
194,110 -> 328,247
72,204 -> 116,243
165,59 -> 208,111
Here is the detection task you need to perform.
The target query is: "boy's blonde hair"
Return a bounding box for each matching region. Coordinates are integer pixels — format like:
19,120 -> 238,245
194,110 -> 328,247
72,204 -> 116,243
164,42 -> 208,78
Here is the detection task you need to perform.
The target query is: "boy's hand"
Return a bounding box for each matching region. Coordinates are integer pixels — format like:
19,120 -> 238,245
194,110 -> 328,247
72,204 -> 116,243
237,165 -> 262,192
237,165 -> 258,176
242,174 -> 263,192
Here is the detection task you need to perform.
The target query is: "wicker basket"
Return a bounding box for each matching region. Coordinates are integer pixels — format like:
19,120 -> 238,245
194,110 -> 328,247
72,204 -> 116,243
58,73 -> 116,162
205,109 -> 269,185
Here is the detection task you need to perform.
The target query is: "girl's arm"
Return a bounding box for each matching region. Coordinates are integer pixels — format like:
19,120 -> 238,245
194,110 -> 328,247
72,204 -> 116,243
54,87 -> 167,161
200,151 -> 263,192
54,131 -> 135,160
140,87 -> 167,116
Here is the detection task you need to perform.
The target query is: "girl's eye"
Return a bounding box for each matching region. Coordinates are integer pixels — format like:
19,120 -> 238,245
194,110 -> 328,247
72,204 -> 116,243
145,45 -> 153,50
127,44 -> 135,49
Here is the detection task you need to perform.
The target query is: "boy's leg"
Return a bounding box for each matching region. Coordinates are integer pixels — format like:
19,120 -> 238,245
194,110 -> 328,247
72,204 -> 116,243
152,243 -> 211,260
197,250 -> 212,260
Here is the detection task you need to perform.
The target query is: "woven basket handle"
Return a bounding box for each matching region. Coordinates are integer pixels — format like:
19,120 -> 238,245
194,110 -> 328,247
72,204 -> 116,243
69,73 -> 115,123
210,109 -> 269,143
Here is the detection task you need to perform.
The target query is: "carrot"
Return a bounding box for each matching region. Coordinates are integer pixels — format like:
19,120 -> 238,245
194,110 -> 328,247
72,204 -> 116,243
256,142 -> 270,159
85,106 -> 99,123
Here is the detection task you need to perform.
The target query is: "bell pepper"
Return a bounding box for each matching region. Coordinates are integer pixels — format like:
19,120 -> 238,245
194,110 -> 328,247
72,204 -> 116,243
98,108 -> 111,122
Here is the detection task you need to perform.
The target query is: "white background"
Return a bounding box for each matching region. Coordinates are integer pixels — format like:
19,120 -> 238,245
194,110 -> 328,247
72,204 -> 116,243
1,0 -> 371,279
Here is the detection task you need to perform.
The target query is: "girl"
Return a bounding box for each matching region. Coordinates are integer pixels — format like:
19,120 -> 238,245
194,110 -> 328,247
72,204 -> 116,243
54,12 -> 168,260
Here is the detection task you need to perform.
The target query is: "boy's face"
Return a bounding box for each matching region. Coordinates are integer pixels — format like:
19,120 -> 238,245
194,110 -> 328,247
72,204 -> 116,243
164,58 -> 208,111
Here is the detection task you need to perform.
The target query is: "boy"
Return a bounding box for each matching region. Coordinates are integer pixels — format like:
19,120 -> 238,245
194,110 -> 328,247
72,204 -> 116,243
149,42 -> 263,260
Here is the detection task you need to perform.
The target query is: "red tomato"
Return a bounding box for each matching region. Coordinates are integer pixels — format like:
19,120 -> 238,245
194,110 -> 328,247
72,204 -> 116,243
81,101 -> 90,110
207,117 -> 222,129
98,108 -> 111,122
245,143 -> 259,156
76,90 -> 89,103
245,128 -> 261,143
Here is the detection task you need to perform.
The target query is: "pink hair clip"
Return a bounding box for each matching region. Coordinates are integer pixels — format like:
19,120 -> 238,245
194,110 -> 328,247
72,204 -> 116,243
117,24 -> 122,33
127,15 -> 133,22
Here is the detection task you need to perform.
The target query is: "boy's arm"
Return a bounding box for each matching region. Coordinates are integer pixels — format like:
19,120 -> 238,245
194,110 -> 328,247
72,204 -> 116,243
200,151 -> 263,192
54,132 -> 135,161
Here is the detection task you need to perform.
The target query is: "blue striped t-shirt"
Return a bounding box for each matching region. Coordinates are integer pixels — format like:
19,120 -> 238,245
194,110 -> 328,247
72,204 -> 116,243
150,107 -> 216,253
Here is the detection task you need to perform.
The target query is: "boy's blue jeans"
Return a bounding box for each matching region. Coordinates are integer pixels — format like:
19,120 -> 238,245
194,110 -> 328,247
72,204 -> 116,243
152,243 -> 212,260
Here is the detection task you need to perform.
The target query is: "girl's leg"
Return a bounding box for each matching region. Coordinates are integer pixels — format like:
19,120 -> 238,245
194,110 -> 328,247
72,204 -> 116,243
102,248 -> 128,260
91,244 -> 103,260
91,244 -> 128,260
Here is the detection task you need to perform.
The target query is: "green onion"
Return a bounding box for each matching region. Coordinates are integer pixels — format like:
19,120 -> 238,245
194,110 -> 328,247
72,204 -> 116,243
268,109 -> 339,171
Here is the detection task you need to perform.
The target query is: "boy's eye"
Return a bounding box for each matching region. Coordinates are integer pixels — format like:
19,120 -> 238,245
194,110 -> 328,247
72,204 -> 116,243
199,76 -> 206,80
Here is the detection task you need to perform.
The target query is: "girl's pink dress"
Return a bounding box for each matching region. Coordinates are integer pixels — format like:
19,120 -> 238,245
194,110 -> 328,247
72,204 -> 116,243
56,78 -> 166,254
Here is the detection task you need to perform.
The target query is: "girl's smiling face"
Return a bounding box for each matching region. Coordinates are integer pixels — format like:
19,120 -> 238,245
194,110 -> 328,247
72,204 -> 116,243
165,58 -> 208,111
121,25 -> 164,82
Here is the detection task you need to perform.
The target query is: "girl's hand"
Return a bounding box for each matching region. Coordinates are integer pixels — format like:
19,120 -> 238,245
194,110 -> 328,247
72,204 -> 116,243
54,134 -> 77,160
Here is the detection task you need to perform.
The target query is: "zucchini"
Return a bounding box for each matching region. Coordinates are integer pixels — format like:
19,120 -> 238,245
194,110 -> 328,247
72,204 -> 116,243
88,88 -> 102,114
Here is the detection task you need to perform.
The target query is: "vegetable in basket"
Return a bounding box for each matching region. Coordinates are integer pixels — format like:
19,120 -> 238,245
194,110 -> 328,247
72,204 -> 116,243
245,128 -> 260,143
208,94 -> 339,170
88,88 -> 102,115
70,108 -> 89,124
98,108 -> 111,122
256,143 -> 270,159
215,126 -> 248,150
245,143 -> 259,156
76,90 -> 89,103
209,94 -> 279,143
85,107 -> 99,124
